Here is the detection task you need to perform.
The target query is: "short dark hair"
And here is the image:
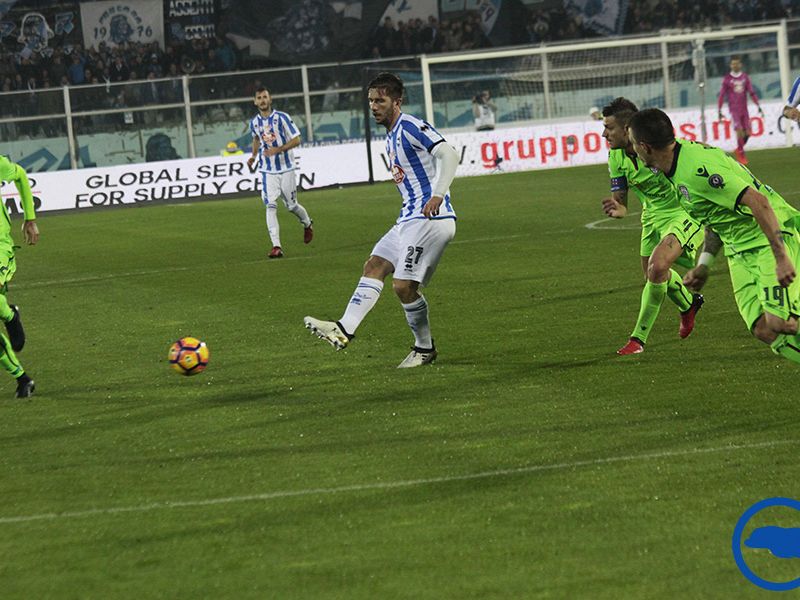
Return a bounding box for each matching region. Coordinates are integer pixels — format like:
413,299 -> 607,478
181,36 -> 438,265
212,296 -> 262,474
367,72 -> 403,100
628,108 -> 675,149
255,86 -> 269,96
730,55 -> 741,62
601,97 -> 638,126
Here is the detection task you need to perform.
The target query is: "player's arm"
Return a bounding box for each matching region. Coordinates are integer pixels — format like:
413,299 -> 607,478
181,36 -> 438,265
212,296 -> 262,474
784,77 -> 800,122
0,160 -> 38,245
264,134 -> 300,157
423,142 -> 458,218
683,228 -> 722,291
747,78 -> 764,115
602,161 -> 629,218
783,105 -> 800,122
602,189 -> 628,218
740,188 -> 796,286
247,137 -> 259,170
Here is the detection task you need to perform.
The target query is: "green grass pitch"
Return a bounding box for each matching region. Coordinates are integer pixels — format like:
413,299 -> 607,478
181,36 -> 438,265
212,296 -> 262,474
1,148 -> 799,598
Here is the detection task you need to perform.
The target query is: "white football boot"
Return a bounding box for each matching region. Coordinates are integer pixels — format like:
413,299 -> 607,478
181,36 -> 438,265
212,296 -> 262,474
304,316 -> 350,350
397,346 -> 437,368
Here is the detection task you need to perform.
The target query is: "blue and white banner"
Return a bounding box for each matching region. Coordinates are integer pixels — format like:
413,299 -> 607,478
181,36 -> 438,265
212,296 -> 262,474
478,0 -> 502,34
0,0 -> 20,20
565,0 -> 627,36
80,0 -> 164,48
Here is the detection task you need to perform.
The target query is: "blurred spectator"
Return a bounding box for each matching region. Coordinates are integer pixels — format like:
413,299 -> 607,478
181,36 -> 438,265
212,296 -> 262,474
472,90 -> 497,130
67,54 -> 85,85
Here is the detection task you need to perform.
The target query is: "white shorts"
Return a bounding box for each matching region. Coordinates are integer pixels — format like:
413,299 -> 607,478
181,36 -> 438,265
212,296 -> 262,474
371,218 -> 456,286
260,171 -> 297,208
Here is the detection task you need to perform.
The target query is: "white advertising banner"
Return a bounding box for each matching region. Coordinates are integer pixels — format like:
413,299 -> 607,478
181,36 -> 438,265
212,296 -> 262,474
1,101 -> 792,214
80,0 -> 164,48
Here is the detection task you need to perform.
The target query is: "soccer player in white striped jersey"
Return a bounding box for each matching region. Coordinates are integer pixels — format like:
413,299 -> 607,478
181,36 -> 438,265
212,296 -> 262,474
783,74 -> 800,123
247,87 -> 313,259
304,72 -> 459,368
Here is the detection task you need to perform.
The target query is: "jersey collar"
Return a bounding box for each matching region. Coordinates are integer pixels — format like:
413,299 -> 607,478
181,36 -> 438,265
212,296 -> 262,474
665,140 -> 682,179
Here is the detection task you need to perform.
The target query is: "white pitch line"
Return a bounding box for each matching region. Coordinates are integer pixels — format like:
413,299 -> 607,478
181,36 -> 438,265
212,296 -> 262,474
585,211 -> 642,230
12,234 -> 541,290
0,439 -> 793,525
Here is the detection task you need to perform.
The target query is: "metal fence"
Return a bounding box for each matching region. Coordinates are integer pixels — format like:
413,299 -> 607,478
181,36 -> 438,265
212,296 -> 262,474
2,18 -> 800,172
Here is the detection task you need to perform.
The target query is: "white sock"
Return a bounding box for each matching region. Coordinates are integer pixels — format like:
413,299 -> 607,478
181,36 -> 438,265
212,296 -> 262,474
402,295 -> 432,349
339,277 -> 384,335
265,205 -> 281,247
289,203 -> 312,228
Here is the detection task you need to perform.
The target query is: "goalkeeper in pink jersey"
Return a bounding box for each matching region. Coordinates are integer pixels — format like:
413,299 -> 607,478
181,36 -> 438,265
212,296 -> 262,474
717,56 -> 763,165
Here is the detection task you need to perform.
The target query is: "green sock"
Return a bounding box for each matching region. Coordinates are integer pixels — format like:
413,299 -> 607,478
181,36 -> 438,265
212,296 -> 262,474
0,293 -> 13,322
666,269 -> 692,312
631,281 -> 667,343
0,333 -> 23,378
770,334 -> 800,364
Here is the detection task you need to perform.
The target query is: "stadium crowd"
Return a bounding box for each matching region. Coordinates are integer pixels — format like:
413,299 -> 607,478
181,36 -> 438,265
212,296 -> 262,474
0,35 -> 238,93
0,1 -> 797,90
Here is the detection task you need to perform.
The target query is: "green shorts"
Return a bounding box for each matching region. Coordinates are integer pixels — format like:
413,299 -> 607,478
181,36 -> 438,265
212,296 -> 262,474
0,245 -> 16,290
728,234 -> 800,330
640,213 -> 703,270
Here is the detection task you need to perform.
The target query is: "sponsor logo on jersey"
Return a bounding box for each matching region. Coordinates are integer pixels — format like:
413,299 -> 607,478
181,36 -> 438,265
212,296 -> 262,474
392,164 -> 405,184
708,174 -> 725,189
261,129 -> 276,144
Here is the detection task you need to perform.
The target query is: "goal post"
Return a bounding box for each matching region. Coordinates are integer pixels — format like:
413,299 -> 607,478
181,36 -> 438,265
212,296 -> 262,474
420,22 -> 791,145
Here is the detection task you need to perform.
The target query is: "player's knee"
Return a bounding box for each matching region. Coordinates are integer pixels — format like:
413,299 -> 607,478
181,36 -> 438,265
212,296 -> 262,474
764,312 -> 798,335
646,258 -> 669,283
751,316 -> 776,343
363,256 -> 391,279
392,279 -> 418,303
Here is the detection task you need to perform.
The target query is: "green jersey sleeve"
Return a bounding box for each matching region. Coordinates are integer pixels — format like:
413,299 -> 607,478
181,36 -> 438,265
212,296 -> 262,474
0,156 -> 35,221
607,150 -> 627,191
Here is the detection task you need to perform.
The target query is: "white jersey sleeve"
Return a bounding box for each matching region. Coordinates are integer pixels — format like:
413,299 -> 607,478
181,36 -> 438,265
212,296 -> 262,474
787,76 -> 800,108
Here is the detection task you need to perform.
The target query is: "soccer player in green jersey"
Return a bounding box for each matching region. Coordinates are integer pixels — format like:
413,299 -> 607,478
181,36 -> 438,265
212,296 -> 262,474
600,98 -> 704,355
628,108 -> 800,364
0,156 -> 38,397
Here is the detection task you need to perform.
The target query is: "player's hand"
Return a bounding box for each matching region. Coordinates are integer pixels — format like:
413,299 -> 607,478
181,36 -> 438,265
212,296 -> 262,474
422,195 -> 443,218
718,111 -> 725,122
601,197 -> 626,218
22,220 -> 38,245
247,155 -> 256,170
776,254 -> 796,287
786,107 -> 800,122
683,265 -> 709,292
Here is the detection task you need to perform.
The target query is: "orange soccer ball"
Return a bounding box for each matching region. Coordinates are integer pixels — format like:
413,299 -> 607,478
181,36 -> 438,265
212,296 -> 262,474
168,337 -> 210,376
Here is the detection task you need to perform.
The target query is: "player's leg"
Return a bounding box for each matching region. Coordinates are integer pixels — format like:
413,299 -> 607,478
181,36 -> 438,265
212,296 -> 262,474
262,172 -> 282,256
279,172 -> 313,243
660,220 -> 705,337
0,333 -> 33,397
733,112 -> 749,163
745,240 -> 800,363
0,253 -> 24,351
619,224 -> 670,354
304,227 -> 397,349
393,219 -> 456,367
0,253 -> 33,397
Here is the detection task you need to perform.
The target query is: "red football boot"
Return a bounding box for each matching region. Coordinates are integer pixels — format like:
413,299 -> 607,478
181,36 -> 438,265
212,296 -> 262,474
617,338 -> 645,355
268,246 -> 284,259
679,294 -> 704,339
